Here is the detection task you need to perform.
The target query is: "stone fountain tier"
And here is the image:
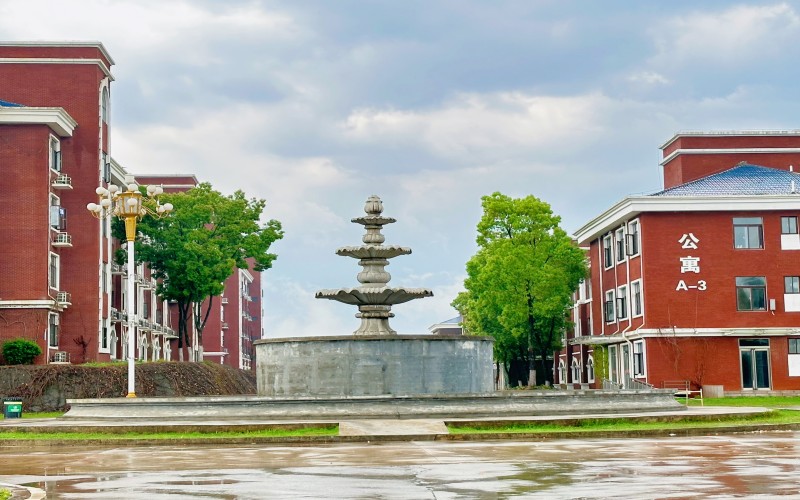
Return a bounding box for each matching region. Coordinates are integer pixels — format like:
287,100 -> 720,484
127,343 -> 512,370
315,286 -> 432,305
335,245 -> 411,259
255,335 -> 495,397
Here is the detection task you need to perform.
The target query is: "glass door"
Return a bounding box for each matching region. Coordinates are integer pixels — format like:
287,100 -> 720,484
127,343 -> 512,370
739,338 -> 771,390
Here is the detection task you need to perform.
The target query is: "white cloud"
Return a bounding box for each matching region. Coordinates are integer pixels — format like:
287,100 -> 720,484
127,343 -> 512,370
341,92 -> 611,164
627,71 -> 670,85
651,3 -> 800,68
0,0 -> 301,58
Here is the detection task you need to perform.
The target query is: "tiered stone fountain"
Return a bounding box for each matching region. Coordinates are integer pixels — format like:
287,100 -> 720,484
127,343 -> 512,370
254,195 -> 495,397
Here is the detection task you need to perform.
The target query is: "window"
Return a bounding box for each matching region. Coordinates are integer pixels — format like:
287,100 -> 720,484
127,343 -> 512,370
571,358 -> 580,382
48,314 -> 59,347
49,253 -> 59,289
49,136 -> 61,172
558,359 -> 567,384
782,216 -> 798,235
633,341 -> 644,376
626,220 -> 640,256
786,276 -> 800,294
733,217 -> 764,249
603,234 -> 613,268
604,290 -> 615,322
586,356 -> 595,383
101,152 -> 110,183
790,339 -> 800,354
101,87 -> 110,123
736,276 -> 767,311
615,228 -> 625,262
617,285 -> 628,319
101,325 -> 109,350
49,196 -> 66,230
631,280 -> 643,317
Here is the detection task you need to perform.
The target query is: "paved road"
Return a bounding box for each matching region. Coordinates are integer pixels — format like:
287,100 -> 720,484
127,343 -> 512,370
2,432 -> 800,498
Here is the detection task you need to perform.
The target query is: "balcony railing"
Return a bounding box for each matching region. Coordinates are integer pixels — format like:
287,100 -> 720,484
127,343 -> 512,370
51,174 -> 73,190
52,232 -> 73,247
51,351 -> 70,364
56,291 -> 71,306
110,308 -> 125,322
138,319 -> 152,331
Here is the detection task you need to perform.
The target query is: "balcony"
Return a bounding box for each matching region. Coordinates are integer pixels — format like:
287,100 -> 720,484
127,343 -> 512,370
51,174 -> 73,190
56,291 -> 71,306
52,232 -> 72,247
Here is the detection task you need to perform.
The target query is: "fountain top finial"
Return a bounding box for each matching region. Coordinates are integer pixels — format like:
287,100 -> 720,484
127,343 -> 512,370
364,195 -> 383,216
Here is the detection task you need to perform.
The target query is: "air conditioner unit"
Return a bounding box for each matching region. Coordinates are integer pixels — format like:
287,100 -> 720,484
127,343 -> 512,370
770,298 -> 777,311
56,291 -> 71,305
52,351 -> 69,363
221,297 -> 229,304
52,315 -> 59,325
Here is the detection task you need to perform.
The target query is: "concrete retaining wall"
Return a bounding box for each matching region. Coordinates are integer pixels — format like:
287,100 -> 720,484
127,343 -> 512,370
254,335 -> 495,397
64,390 -> 685,419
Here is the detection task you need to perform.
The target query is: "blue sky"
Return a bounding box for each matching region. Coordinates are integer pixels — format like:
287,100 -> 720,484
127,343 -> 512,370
3,1 -> 800,335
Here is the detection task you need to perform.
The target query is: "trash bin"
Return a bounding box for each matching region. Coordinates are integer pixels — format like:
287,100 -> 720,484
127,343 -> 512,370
3,398 -> 22,419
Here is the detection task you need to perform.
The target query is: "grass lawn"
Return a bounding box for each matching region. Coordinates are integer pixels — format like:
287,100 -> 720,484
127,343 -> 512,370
0,425 -> 338,441
448,409 -> 800,434
687,396 -> 800,407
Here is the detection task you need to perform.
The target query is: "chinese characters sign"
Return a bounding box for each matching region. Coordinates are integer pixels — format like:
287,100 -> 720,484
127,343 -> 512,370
676,232 -> 707,291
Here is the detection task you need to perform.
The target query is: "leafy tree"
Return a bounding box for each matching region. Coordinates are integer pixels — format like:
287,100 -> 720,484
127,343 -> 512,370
128,183 -> 283,361
453,192 -> 587,386
2,338 -> 42,365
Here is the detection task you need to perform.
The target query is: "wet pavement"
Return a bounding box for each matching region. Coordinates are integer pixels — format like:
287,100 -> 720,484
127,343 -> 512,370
2,432 -> 800,498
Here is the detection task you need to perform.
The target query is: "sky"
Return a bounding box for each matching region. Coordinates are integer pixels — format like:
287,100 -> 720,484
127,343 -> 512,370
3,1 -> 800,336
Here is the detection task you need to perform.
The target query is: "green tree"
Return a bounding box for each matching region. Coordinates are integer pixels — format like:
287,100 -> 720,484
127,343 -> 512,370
453,192 -> 586,386
2,338 -> 42,365
129,183 -> 283,361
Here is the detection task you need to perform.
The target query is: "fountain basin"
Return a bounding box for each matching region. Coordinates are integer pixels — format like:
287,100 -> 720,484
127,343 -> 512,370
255,335 -> 494,397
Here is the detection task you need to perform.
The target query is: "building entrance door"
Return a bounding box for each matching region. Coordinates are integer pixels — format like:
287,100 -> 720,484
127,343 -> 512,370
739,339 -> 770,390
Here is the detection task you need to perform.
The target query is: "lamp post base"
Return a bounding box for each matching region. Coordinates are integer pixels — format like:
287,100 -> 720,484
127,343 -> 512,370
126,392 -> 137,398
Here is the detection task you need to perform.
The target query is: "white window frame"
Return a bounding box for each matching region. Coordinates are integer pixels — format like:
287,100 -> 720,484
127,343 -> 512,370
49,135 -> 61,172
604,290 -> 616,323
617,285 -> 628,320
633,340 -> 645,377
586,356 -> 595,383
571,357 -> 581,383
631,279 -> 643,318
49,252 -> 60,290
626,219 -> 640,257
48,313 -> 59,348
603,234 -> 613,269
101,86 -> 110,124
615,228 -> 626,262
558,359 -> 567,384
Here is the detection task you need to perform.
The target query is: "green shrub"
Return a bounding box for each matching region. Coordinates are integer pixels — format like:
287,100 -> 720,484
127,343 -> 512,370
2,339 -> 42,365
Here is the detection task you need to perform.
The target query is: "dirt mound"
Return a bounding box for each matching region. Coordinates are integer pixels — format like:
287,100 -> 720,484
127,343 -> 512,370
0,362 -> 257,412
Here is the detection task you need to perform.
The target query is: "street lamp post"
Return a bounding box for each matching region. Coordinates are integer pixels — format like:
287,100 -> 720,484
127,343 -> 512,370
87,178 -> 172,398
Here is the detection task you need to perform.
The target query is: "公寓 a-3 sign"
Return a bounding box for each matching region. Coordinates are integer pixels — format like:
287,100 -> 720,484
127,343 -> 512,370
676,232 -> 707,291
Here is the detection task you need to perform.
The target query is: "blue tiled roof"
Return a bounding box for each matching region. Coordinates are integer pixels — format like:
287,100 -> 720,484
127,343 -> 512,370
0,99 -> 24,107
440,316 -> 462,325
652,164 -> 800,196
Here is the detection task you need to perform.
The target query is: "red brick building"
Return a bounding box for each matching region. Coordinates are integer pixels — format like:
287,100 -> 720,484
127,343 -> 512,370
559,131 -> 800,394
0,42 -> 261,369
